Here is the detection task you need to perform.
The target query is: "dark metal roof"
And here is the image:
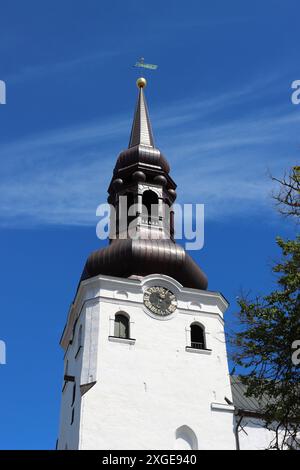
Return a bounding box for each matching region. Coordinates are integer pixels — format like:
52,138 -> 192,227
129,86 -> 155,148
230,376 -> 270,415
114,145 -> 170,175
114,84 -> 170,176
81,239 -> 208,290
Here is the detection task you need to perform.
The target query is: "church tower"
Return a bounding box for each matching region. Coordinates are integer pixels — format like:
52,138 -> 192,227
57,78 -> 236,450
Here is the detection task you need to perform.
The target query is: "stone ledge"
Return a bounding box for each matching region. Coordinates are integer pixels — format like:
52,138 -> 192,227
185,346 -> 212,355
108,336 -> 136,345
211,402 -> 235,412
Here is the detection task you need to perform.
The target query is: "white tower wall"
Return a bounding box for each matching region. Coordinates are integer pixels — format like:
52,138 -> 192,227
57,274 -> 236,450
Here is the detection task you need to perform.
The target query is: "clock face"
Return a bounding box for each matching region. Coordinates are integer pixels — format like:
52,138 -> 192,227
143,286 -> 177,316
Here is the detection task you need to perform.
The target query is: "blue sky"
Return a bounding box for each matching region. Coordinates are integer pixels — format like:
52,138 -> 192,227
0,0 -> 299,449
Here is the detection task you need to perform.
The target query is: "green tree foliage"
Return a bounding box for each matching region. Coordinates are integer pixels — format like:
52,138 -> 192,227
232,167 -> 300,450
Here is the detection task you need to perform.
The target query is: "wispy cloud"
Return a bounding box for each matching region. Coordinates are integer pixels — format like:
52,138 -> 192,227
7,50 -> 119,84
0,74 -> 298,227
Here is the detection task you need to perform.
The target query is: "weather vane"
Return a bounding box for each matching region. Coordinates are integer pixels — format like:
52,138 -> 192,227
134,57 -> 158,71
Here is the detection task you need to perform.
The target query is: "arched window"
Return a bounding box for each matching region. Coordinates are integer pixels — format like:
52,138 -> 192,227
114,313 -> 130,339
142,190 -> 159,223
174,425 -> 198,450
190,323 -> 205,350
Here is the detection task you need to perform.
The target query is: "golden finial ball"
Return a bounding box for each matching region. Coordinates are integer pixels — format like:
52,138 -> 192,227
136,77 -> 147,88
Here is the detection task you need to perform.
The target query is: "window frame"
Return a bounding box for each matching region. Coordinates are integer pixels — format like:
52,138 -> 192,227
114,312 -> 130,339
189,322 -> 206,350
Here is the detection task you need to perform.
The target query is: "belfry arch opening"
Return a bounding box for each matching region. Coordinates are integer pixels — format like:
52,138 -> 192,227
142,190 -> 159,223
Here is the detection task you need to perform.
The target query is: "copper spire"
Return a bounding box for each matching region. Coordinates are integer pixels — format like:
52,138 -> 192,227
81,76 -> 208,291
128,78 -> 155,148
